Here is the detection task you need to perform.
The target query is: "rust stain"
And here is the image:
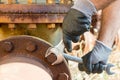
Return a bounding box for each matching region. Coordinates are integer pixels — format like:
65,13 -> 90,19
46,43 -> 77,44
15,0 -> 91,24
0,4 -> 71,14
0,4 -> 71,23
0,14 -> 66,23
0,36 -> 72,80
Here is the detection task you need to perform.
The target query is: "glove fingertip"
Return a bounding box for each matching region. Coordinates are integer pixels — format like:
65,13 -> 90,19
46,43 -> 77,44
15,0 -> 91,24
67,48 -> 72,52
63,37 -> 72,52
87,64 -> 92,73
78,63 -> 85,71
85,54 -> 93,73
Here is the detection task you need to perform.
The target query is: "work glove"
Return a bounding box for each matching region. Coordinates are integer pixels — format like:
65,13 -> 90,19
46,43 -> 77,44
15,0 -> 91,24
78,40 -> 112,74
62,0 -> 97,52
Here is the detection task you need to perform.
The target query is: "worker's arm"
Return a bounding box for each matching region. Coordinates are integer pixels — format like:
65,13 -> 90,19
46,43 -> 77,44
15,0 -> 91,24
79,0 -> 120,74
63,0 -> 97,52
62,0 -> 117,74
91,0 -> 117,10
63,0 -> 116,52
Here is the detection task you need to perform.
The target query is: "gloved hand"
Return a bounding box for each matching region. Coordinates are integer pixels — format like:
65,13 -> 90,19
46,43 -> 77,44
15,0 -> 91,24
78,61 -> 105,74
78,40 -> 112,74
62,0 -> 97,52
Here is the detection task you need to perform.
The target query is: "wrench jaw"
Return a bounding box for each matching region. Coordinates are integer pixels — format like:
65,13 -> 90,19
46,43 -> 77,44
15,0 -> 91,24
45,47 -> 64,65
105,64 -> 115,75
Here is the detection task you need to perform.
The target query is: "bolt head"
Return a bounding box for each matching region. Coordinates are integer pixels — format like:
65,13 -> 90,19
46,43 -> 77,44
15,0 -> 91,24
3,41 -> 14,52
26,42 -> 37,52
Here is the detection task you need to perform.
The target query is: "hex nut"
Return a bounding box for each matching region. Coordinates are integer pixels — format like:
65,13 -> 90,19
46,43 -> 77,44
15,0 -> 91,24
46,53 -> 57,64
3,41 -> 14,52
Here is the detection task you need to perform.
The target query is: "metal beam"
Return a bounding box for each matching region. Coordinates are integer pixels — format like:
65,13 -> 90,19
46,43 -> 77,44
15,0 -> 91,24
0,14 -> 66,23
0,4 -> 71,23
0,4 -> 71,14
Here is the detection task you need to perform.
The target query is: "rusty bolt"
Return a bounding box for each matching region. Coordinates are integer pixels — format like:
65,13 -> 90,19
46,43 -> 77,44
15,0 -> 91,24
3,41 -> 14,52
58,73 -> 69,80
46,53 -> 57,64
26,41 -> 37,52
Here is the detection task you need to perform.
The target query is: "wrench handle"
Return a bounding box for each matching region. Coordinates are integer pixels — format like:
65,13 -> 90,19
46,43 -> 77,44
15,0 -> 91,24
55,40 -> 114,75
63,53 -> 83,63
62,52 -> 114,75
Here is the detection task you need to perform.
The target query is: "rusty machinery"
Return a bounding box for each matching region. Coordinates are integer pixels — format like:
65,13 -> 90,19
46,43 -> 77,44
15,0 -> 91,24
0,0 -> 72,44
0,1 -> 71,24
0,1 -> 71,45
0,36 -> 72,80
0,1 -> 72,80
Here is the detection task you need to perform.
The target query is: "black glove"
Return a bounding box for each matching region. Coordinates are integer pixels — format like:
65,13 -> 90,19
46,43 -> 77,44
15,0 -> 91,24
62,9 -> 90,52
78,41 -> 111,74
62,0 -> 97,52
78,51 -> 104,74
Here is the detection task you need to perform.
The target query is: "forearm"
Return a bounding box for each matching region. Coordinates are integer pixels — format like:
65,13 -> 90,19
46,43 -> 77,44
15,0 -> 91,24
98,0 -> 120,48
72,0 -> 117,19
90,0 -> 117,10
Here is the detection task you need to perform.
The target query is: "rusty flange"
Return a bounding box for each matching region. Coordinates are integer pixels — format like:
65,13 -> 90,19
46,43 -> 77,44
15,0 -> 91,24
0,35 -> 71,80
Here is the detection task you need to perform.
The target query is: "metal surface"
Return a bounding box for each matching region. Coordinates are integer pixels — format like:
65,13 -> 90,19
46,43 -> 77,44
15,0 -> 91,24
0,4 -> 70,14
46,40 -> 115,75
0,36 -> 71,80
0,14 -> 66,23
0,57 -> 53,80
0,4 -> 71,23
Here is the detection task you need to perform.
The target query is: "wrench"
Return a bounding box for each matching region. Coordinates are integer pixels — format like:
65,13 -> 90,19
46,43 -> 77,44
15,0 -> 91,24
45,40 -> 115,75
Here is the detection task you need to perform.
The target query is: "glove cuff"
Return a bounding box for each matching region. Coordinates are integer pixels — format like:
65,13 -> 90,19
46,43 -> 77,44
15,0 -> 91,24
72,0 -> 97,18
92,40 -> 112,64
96,40 -> 112,52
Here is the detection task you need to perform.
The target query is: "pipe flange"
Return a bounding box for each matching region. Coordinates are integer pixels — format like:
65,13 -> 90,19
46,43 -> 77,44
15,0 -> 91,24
0,35 -> 71,80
